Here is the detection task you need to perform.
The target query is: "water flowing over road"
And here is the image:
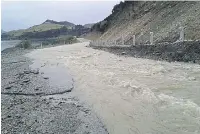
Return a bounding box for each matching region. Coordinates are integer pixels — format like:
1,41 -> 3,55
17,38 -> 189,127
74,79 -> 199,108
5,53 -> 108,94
27,42 -> 200,134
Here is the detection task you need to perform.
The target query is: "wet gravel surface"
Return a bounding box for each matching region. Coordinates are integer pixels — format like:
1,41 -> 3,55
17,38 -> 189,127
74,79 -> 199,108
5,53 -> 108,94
1,47 -> 108,134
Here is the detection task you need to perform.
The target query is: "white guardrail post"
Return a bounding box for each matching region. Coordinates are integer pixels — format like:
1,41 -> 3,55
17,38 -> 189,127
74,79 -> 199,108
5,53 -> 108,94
179,26 -> 184,42
122,35 -> 124,45
150,32 -> 153,45
132,35 -> 135,46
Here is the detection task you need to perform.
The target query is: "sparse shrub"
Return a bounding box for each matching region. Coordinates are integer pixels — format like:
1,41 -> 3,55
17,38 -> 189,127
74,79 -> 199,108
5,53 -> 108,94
42,41 -> 49,46
64,36 -> 78,44
16,40 -> 31,49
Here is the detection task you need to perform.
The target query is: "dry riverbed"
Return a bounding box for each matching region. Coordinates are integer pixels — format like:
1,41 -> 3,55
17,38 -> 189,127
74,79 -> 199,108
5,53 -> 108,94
27,42 -> 200,134
1,47 -> 108,134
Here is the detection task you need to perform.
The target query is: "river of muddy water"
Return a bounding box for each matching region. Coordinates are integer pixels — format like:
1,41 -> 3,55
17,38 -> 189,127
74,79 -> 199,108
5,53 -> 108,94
27,42 -> 200,134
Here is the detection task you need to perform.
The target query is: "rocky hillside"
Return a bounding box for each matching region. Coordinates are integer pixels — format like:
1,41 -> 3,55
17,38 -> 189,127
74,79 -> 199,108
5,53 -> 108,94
91,1 -> 200,44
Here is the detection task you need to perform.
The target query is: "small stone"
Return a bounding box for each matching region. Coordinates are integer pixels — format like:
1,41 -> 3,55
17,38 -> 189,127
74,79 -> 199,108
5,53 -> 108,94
34,88 -> 39,91
9,81 -> 15,84
18,120 -> 24,124
188,77 -> 196,81
24,70 -> 31,74
4,130 -> 8,134
15,114 -> 21,118
50,120 -> 54,122
23,79 -> 30,83
83,109 -> 90,114
31,69 -> 39,74
7,115 -> 11,118
121,52 -> 126,55
5,85 -> 12,89
76,105 -> 82,108
43,77 -> 49,79
58,101 -> 65,105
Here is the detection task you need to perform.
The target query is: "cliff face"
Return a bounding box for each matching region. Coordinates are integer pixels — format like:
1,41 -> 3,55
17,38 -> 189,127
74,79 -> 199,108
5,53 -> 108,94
91,1 -> 200,44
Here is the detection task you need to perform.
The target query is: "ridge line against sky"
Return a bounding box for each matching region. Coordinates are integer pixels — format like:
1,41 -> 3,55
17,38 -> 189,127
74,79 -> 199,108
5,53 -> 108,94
1,1 -> 121,31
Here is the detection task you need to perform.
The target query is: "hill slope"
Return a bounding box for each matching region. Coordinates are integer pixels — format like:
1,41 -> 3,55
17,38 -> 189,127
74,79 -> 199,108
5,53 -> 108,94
83,23 -> 95,28
1,20 -> 90,40
6,23 -> 64,37
43,19 -> 75,28
91,1 -> 200,44
1,29 -> 6,34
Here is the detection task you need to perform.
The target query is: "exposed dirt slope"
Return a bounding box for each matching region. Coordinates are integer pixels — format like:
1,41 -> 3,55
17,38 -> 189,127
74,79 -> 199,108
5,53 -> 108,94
92,1 -> 200,44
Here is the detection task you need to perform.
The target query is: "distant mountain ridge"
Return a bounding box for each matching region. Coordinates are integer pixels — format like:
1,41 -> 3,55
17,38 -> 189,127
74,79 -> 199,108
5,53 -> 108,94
43,19 -> 75,28
1,29 -> 6,34
1,19 -> 91,40
83,23 -> 95,28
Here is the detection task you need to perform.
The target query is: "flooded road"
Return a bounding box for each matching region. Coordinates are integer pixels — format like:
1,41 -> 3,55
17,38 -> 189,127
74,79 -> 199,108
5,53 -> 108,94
27,42 -> 200,134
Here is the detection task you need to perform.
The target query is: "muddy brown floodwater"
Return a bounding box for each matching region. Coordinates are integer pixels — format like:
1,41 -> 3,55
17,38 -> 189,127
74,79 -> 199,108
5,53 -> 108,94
27,42 -> 200,134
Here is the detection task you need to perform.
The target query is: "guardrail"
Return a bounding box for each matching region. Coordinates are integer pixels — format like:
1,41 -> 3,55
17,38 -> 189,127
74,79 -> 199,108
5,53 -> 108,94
90,26 -> 190,47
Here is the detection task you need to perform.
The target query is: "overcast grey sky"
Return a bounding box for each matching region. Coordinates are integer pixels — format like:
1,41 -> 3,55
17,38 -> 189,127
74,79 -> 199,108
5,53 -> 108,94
2,1 -> 120,31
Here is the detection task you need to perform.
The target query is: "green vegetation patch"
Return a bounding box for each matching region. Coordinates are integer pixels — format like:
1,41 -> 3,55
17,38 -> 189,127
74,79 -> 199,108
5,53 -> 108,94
16,40 -> 32,49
